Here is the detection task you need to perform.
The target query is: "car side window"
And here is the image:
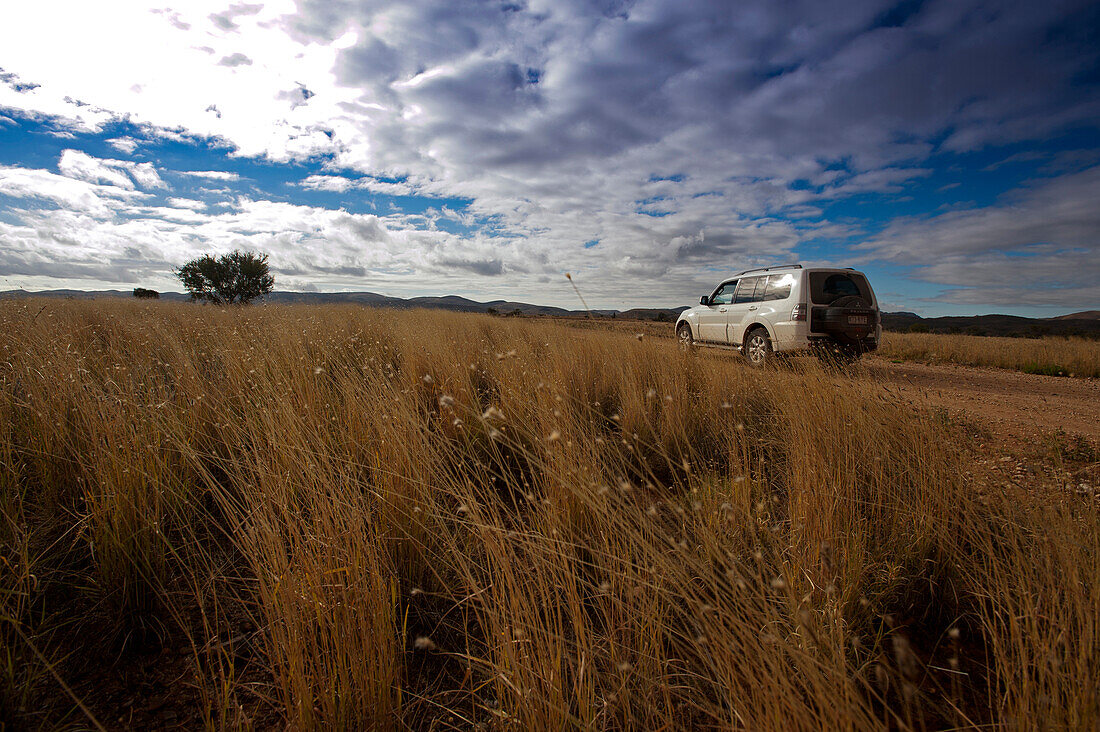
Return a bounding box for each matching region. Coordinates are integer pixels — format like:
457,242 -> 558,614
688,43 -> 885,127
734,276 -> 764,303
711,281 -> 735,305
763,273 -> 795,301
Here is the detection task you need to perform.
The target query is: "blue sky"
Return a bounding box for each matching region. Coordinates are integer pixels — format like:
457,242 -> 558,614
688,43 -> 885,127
1,0 -> 1098,315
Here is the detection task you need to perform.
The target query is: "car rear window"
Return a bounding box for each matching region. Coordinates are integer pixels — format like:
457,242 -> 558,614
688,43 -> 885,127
809,272 -> 872,305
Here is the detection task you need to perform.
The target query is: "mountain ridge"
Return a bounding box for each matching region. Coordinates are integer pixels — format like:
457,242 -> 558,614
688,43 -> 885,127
0,288 -> 667,318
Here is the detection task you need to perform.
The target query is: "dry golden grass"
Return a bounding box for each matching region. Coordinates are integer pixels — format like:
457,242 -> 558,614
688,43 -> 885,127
1,298 -> 1097,730
880,331 -> 1100,378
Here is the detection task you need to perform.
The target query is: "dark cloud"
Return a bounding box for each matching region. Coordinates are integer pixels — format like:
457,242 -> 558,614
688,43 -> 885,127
218,53 -> 253,67
0,69 -> 40,93
863,165 -> 1100,260
0,249 -> 145,282
209,3 -> 264,33
436,256 -> 506,276
303,263 -> 368,277
310,0 -> 1100,194
276,84 -> 315,108
921,252 -> 1100,307
344,216 -> 388,243
151,8 -> 192,31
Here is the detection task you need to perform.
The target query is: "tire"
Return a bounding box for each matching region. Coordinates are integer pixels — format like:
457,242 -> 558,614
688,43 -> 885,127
677,322 -> 694,350
744,327 -> 772,367
829,295 -> 869,309
816,296 -> 875,351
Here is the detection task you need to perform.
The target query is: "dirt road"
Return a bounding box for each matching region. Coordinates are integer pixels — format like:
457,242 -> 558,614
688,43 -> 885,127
558,317 -> 1099,444
862,357 -> 1100,442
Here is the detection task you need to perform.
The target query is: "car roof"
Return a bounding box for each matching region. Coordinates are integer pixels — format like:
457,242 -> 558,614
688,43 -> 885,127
717,267 -> 866,284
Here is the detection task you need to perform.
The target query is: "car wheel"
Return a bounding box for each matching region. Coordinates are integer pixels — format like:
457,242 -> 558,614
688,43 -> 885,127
744,328 -> 772,367
677,322 -> 694,350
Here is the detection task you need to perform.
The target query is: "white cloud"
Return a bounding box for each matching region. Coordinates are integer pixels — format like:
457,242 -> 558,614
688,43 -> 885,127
166,197 -> 208,210
0,159 -> 549,298
57,149 -> 166,190
0,164 -> 150,216
296,174 -> 354,192
297,174 -> 419,196
127,162 -> 166,189
106,136 -> 140,153
176,170 -> 241,181
58,150 -> 135,189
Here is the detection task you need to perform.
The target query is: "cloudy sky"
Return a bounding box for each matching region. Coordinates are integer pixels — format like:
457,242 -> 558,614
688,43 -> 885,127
1,0 -> 1098,314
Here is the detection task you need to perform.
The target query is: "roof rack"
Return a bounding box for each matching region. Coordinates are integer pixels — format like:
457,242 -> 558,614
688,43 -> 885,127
733,263 -> 802,277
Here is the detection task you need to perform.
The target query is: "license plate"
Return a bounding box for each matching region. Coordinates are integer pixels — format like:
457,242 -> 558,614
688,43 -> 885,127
848,315 -> 868,325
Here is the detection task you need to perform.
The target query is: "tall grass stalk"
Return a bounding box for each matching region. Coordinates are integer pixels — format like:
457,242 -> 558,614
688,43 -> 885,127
880,331 -> 1100,377
1,299 -> 1096,729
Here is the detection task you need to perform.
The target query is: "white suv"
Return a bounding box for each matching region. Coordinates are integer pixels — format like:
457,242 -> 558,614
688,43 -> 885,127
675,265 -> 881,365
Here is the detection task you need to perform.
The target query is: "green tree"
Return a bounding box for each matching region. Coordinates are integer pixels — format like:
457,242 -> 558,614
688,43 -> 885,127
176,250 -> 275,305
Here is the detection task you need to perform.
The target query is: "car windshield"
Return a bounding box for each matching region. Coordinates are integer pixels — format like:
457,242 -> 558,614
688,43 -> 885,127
809,272 -> 872,305
710,281 -> 736,304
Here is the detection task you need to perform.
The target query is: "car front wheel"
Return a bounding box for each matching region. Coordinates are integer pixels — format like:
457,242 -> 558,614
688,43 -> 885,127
744,328 -> 772,367
677,322 -> 694,350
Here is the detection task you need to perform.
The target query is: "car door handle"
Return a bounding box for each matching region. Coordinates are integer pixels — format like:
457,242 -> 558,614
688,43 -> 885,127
718,307 -> 727,312
748,306 -> 758,311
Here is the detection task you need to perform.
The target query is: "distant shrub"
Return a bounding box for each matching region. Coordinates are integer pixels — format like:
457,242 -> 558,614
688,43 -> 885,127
133,287 -> 159,299
1021,362 -> 1069,377
908,323 -> 930,333
176,250 -> 274,305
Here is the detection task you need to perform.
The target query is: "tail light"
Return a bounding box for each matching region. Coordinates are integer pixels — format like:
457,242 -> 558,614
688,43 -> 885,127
791,303 -> 806,321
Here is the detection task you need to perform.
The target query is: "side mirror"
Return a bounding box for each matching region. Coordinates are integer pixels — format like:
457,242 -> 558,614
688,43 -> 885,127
700,295 -> 709,306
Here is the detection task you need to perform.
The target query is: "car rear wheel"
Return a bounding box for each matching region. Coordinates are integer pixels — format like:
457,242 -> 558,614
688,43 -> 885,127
744,327 -> 772,367
677,322 -> 694,350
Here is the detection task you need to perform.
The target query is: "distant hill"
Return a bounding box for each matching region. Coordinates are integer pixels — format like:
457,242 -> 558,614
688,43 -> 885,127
882,312 -> 1100,338
3,289 -> 1096,336
1049,310 -> 1100,321
0,288 -> 636,319
619,307 -> 690,322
